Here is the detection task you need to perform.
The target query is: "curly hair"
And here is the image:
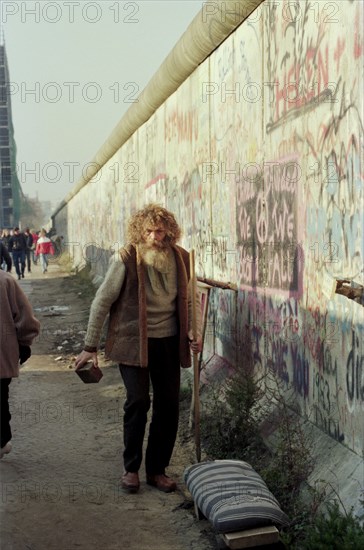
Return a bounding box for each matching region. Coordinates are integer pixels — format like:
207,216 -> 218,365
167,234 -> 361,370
127,203 -> 181,245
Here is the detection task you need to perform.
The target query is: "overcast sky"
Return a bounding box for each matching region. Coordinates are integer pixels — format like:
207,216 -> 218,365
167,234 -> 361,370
2,0 -> 203,204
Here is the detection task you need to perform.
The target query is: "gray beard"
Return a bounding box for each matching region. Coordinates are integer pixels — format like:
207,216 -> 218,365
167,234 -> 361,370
139,244 -> 172,273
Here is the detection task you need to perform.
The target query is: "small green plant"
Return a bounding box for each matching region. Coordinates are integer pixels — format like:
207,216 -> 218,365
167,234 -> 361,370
279,481 -> 328,547
200,364 -> 267,462
261,409 -> 315,511
290,500 -> 364,549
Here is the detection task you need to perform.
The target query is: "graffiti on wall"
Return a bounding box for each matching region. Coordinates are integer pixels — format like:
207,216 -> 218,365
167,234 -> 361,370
54,0 -> 363,457
236,156 -> 303,295
265,0 -> 341,132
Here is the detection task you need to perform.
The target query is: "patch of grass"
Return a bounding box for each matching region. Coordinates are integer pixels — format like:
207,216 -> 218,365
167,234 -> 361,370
56,250 -> 75,272
282,499 -> 364,549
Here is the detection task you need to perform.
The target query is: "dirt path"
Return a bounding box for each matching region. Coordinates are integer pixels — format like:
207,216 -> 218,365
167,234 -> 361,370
0,262 -> 217,550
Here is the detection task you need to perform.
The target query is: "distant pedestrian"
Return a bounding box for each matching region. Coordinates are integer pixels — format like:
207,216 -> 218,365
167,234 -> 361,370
0,228 -> 10,248
31,230 -> 39,265
0,229 -> 11,271
0,270 -> 40,459
0,242 -> 12,272
35,229 -> 55,274
52,235 -> 64,257
23,227 -> 34,273
8,227 -> 27,280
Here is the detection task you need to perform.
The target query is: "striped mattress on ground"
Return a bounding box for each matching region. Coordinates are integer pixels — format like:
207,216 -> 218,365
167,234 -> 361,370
184,459 -> 290,533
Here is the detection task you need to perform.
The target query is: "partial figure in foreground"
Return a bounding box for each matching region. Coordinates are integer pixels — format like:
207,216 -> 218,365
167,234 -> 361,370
76,204 -> 202,493
0,271 -> 40,458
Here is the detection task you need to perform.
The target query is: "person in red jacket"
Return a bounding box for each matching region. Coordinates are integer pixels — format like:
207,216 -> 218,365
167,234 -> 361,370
35,229 -> 54,274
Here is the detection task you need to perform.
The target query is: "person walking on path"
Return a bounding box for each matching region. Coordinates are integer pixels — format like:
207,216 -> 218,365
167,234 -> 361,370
0,228 -> 11,256
8,227 -> 27,280
35,229 -> 55,274
31,230 -> 39,265
0,241 -> 12,272
0,270 -> 40,459
0,228 -> 11,248
23,228 -> 34,273
75,204 -> 202,494
1,229 -> 12,271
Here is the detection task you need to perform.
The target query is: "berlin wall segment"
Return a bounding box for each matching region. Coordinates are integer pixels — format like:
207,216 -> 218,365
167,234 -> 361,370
52,0 -> 364,458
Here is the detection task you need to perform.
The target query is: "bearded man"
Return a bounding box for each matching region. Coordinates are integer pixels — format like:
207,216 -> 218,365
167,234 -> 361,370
75,204 -> 202,493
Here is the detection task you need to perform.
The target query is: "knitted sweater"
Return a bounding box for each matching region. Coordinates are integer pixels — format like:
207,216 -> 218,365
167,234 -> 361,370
84,244 -> 201,368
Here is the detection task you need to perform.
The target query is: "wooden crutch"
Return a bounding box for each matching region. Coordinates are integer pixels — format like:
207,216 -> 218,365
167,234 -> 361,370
190,249 -> 201,462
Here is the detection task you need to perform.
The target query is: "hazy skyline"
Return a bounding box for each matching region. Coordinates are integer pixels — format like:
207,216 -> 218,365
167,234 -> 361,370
2,0 -> 203,205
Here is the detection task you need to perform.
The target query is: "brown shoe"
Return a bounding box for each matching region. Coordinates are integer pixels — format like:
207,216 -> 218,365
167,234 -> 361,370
121,471 -> 140,493
146,474 -> 177,493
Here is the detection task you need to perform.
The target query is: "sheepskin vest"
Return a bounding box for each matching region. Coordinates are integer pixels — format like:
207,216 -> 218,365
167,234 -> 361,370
104,244 -> 191,368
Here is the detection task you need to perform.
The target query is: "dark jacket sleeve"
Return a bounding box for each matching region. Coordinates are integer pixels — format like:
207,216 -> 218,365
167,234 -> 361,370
7,236 -> 13,252
26,234 -> 33,248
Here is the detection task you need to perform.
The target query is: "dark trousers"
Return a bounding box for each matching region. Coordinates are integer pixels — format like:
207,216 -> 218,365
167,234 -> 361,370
12,250 -> 25,277
0,378 -> 12,448
25,249 -> 32,271
119,336 -> 180,476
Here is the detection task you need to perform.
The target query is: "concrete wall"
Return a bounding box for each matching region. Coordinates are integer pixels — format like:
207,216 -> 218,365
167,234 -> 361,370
54,0 -> 363,462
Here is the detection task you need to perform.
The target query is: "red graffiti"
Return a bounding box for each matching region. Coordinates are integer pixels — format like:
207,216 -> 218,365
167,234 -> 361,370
275,46 -> 329,122
354,7 -> 363,59
334,37 -> 346,72
165,110 -> 199,143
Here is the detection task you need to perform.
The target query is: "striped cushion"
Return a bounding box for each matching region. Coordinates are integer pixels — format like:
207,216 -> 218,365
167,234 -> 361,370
184,460 -> 289,533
